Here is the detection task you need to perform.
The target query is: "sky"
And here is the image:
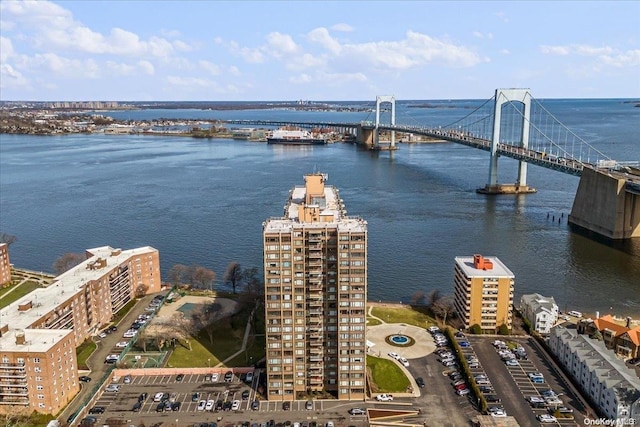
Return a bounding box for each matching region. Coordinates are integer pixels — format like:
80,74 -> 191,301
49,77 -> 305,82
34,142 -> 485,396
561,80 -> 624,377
1,0 -> 639,101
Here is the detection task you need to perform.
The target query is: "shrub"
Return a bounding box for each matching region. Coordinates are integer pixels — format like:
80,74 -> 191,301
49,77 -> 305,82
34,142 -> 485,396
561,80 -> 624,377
469,324 -> 482,334
497,323 -> 511,335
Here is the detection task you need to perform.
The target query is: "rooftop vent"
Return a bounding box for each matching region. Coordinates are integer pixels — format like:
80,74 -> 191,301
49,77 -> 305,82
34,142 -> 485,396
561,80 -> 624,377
15,331 -> 25,345
473,254 -> 494,270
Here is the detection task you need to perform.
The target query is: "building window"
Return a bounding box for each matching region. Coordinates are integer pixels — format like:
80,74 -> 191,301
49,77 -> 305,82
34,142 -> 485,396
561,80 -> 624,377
37,394 -> 45,399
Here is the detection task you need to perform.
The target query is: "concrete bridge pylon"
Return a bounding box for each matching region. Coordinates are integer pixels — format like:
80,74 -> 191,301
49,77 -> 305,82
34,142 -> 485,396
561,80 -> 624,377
478,88 -> 537,194
373,95 -> 398,151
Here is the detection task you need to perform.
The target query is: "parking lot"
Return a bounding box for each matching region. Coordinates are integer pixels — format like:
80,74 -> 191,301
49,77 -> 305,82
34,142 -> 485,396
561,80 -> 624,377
77,370 -> 370,427
466,336 -> 587,426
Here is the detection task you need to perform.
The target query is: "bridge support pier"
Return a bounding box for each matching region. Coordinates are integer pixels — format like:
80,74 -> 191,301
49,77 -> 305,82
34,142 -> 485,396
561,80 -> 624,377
569,167 -> 640,239
480,88 -> 536,194
372,95 -> 399,151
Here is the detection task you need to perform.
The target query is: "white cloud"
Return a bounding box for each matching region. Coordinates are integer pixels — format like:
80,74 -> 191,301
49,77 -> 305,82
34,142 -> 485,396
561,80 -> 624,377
600,50 -> 640,67
308,28 -> 341,55
0,64 -> 28,88
138,60 -> 155,75
500,49 -> 511,55
289,73 -> 312,84
199,60 -> 221,75
228,65 -> 240,76
0,36 -> 14,62
331,23 -> 354,32
167,75 -> 216,88
265,32 -> 300,58
1,0 -> 192,58
27,53 -> 101,79
494,12 -> 509,23
540,44 -> 639,67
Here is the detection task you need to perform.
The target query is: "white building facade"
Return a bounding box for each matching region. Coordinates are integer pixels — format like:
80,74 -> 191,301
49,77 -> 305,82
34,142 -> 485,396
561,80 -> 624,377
549,325 -> 640,423
520,293 -> 559,334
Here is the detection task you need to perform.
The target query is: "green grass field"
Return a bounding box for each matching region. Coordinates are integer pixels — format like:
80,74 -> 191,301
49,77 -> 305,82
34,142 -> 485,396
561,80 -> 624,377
367,354 -> 411,393
0,280 -> 43,309
75,340 -> 97,370
371,306 -> 437,328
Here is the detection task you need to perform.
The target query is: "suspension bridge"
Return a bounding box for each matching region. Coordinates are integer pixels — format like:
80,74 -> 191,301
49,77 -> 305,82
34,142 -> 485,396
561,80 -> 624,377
223,88 -> 639,240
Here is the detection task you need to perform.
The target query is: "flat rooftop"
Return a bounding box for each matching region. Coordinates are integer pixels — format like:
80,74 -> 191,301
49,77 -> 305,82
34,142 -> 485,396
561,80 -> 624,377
455,256 -> 515,278
264,183 -> 367,233
0,245 -> 156,352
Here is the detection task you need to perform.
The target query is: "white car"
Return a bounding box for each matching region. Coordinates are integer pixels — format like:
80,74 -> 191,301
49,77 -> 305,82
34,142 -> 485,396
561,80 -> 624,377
105,384 -> 120,392
197,400 -> 206,411
537,414 -> 557,423
211,372 -> 220,382
375,394 -> 394,402
505,359 -> 519,366
115,341 -> 128,348
205,399 -> 214,411
489,407 -> 507,417
456,388 -> 470,396
231,400 -> 241,410
427,326 -> 440,333
399,357 -> 409,367
387,352 -> 399,360
123,329 -> 137,338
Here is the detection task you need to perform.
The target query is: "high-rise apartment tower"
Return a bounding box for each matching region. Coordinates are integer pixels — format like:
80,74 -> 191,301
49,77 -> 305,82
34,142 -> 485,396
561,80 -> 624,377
263,173 -> 367,401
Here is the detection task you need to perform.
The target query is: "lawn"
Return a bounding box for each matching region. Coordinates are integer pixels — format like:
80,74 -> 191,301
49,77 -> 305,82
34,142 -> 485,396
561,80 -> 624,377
167,301 -> 263,368
76,340 -> 97,370
371,306 -> 437,328
367,355 -> 410,393
0,280 -> 43,309
367,317 -> 382,326
111,298 -> 137,325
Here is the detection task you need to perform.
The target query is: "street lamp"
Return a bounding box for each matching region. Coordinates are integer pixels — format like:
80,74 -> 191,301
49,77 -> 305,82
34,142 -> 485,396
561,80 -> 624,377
208,358 -> 210,368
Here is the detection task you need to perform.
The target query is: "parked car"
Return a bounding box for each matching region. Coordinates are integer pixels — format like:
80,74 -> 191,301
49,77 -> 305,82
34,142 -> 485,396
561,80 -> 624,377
245,371 -> 254,383
348,408 -> 366,415
415,377 -> 425,388
232,400 -> 241,411
205,400 -> 215,411
197,400 -> 207,411
138,392 -> 148,402
176,373 -> 184,382
172,402 -> 181,411
242,390 -> 250,400
282,401 -> 291,410
123,375 -> 132,384
104,384 -> 120,392
376,394 -> 394,401
456,388 -> 470,396
398,357 -> 410,367
211,372 -> 220,382
88,406 -> 105,414
252,400 -> 260,410
306,400 -> 313,410
537,415 -> 557,423
156,402 -> 165,412
132,402 -> 142,412
115,341 -> 128,348
224,371 -> 233,382
154,392 -> 164,402
79,376 -> 91,382
387,352 -> 399,360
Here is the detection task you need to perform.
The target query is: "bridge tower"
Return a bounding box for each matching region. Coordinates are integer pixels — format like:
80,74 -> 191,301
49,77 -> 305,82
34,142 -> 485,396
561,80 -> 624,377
479,88 -> 536,194
374,95 -> 397,150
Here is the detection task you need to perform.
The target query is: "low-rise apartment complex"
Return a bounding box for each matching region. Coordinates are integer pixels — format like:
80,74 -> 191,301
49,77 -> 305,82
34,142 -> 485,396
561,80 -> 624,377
549,325 -> 640,423
578,314 -> 640,360
519,293 -> 559,334
0,245 -> 160,414
0,243 -> 11,287
453,254 -> 515,333
263,173 -> 368,401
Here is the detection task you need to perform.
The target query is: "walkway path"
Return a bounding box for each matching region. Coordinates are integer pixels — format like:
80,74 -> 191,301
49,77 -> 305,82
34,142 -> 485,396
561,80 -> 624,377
215,307 -> 256,368
366,309 -> 437,398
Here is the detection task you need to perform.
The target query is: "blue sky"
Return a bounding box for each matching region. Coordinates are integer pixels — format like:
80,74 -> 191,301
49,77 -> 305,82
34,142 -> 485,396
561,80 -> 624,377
1,0 -> 639,101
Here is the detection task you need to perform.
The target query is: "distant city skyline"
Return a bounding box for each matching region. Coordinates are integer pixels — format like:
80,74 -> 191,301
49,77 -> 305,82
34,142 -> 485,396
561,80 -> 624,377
1,1 -> 639,101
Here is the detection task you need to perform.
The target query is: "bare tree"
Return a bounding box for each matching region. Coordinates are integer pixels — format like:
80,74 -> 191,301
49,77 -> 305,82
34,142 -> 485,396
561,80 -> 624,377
432,295 -> 455,326
52,252 -> 85,275
242,266 -> 263,298
168,264 -> 187,287
224,262 -> 242,294
426,289 -> 442,311
193,266 -> 216,290
411,291 -> 426,305
134,283 -> 149,298
0,233 -> 17,246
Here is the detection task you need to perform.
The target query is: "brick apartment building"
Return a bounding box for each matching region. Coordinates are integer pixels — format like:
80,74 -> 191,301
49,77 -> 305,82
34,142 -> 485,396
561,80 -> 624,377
0,245 -> 161,414
0,243 -> 11,287
263,173 -> 368,401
